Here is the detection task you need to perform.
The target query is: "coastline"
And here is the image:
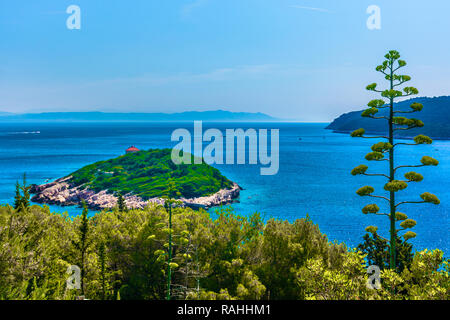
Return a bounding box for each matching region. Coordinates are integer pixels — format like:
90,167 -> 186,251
30,176 -> 242,211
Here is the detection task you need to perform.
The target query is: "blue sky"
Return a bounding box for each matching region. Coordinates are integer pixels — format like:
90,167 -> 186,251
1,0 -> 450,121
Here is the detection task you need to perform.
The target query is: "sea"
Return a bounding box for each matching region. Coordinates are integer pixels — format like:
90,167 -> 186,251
0,121 -> 448,252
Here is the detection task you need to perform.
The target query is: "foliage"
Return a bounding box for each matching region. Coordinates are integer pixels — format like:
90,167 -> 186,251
116,193 -> 128,212
296,250 -> 373,300
67,148 -> 233,199
357,232 -> 413,272
14,174 -> 31,211
296,247 -> 449,300
0,203 -> 448,300
71,201 -> 91,295
0,204 -> 74,300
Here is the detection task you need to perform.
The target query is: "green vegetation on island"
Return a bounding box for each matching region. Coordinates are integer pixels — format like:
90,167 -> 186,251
68,148 -> 233,199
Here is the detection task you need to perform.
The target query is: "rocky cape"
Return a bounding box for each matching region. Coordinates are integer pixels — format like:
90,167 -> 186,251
326,96 -> 450,140
30,176 -> 242,211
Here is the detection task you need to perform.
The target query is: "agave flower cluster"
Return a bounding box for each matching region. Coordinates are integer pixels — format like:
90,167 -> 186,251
350,50 -> 440,269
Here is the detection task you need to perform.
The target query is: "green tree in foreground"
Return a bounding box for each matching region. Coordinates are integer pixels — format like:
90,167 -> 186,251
98,242 -> 107,300
1,202 -> 448,300
351,50 -> 440,270
357,231 -> 413,272
14,181 -> 22,210
13,174 -> 31,211
72,201 -> 91,296
162,178 -> 181,300
21,174 -> 31,210
116,193 -> 128,212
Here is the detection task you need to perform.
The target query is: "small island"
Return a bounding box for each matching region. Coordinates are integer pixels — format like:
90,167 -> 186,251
30,148 -> 241,210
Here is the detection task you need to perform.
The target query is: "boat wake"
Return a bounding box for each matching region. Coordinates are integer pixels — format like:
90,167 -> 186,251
8,131 -> 41,135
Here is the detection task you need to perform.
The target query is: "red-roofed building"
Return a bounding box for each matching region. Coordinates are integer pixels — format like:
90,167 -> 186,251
126,146 -> 140,154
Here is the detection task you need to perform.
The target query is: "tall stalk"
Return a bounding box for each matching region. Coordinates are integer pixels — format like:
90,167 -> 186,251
351,50 -> 440,270
388,57 -> 396,269
166,203 -> 172,300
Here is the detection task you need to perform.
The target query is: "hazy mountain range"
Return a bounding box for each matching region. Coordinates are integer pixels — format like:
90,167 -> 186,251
0,110 -> 278,122
327,96 -> 450,139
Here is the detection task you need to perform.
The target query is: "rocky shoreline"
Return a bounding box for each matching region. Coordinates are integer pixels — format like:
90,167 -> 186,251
30,176 -> 241,211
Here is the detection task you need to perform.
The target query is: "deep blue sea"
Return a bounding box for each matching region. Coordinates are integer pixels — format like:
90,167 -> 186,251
0,122 -> 448,252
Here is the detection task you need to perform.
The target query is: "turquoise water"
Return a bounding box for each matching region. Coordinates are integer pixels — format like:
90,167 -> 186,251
0,122 -> 448,252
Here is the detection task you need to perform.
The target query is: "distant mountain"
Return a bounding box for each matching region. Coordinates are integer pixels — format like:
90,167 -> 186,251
327,96 -> 450,140
0,110 -> 278,122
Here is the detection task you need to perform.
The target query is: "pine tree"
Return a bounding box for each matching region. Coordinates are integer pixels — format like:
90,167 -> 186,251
98,242 -> 107,300
116,193 -> 128,212
351,50 -> 440,270
162,178 -> 181,301
14,181 -> 22,210
72,201 -> 91,296
13,174 -> 31,211
21,173 -> 30,210
357,231 -> 413,272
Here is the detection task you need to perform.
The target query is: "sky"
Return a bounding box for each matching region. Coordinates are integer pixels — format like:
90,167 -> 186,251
1,0 -> 450,121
